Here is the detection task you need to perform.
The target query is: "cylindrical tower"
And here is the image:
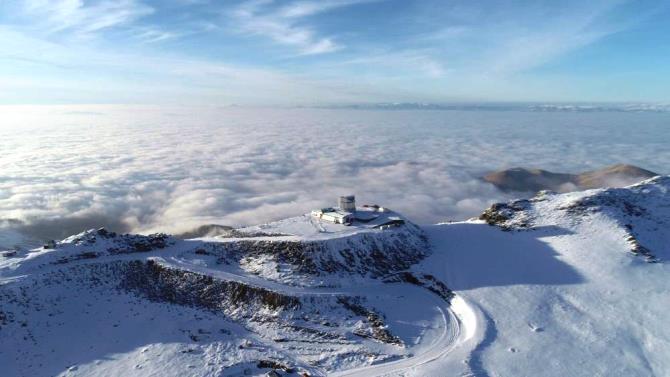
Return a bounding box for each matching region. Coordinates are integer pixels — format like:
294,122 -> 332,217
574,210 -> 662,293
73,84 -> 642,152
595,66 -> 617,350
338,195 -> 356,212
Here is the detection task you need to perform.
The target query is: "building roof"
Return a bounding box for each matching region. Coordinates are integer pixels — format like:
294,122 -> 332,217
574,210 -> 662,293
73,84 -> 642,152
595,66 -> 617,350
321,210 -> 353,219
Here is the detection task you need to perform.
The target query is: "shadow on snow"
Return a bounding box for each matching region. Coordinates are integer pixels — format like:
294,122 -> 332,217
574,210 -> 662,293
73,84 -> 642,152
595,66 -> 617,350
425,222 -> 584,291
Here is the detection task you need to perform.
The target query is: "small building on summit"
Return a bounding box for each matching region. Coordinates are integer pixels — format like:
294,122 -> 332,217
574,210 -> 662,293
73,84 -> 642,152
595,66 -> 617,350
310,196 -> 402,229
320,210 -> 354,225
311,196 -> 357,225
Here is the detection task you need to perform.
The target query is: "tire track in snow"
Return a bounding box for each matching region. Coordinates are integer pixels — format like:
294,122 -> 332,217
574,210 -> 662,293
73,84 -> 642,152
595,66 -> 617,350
157,256 -> 483,377
331,295 -> 480,377
159,255 -> 484,377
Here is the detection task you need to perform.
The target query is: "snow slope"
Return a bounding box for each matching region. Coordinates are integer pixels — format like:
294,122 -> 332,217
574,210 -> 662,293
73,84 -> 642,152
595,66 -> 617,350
417,176 -> 670,376
2,177 -> 670,376
1,210 -> 453,377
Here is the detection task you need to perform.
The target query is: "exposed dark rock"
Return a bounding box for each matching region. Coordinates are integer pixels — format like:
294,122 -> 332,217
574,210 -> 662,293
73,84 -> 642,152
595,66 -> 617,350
337,297 -> 402,345
479,199 -> 533,230
481,179 -> 665,262
257,360 -> 295,373
559,190 -> 648,219
52,251 -> 99,265
62,229 -> 173,255
119,260 -> 301,312
207,227 -> 429,279
383,272 -> 454,302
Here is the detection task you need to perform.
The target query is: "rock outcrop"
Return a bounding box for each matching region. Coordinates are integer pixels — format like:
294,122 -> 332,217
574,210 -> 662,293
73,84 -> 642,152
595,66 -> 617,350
479,176 -> 670,262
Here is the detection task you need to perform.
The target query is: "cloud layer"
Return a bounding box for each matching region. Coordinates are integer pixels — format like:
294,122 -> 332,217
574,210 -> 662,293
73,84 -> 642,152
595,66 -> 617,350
1,106 -> 669,247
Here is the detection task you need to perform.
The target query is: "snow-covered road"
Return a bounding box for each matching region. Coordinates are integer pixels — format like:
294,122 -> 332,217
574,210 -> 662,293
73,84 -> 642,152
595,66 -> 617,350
2,237 -> 483,377
330,296 -> 482,377
159,254 -> 481,377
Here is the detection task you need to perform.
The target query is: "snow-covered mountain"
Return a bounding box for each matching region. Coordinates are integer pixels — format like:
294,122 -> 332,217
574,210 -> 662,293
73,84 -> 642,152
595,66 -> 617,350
1,178 -> 669,376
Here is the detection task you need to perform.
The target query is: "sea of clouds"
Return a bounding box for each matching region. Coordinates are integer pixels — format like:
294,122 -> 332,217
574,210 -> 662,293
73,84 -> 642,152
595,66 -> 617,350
1,105 -> 669,249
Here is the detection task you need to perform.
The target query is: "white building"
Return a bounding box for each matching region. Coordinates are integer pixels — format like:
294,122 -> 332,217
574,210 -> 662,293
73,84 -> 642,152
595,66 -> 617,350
311,196 -> 356,225
311,207 -> 334,217
320,211 -> 353,225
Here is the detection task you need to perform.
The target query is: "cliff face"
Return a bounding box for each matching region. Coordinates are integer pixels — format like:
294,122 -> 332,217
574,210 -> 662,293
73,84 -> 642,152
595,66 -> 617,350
0,258 -> 408,376
0,212 -> 437,376
203,224 -> 429,284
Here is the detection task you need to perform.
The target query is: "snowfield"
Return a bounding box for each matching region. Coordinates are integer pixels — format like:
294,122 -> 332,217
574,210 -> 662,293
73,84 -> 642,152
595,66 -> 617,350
1,177 -> 669,376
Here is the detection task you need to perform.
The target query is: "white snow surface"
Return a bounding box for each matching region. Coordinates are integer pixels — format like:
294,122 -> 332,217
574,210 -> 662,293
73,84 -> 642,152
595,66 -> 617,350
234,207 -> 400,240
1,177 -> 669,376
416,176 -> 670,376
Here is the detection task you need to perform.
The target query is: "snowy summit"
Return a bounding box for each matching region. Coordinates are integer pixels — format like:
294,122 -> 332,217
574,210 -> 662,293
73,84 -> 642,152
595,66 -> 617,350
1,177 -> 669,376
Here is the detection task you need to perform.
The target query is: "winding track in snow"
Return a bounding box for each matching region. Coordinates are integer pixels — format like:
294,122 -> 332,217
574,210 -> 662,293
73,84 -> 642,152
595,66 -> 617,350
330,295 -> 480,377
2,239 -> 483,377
159,254 -> 481,377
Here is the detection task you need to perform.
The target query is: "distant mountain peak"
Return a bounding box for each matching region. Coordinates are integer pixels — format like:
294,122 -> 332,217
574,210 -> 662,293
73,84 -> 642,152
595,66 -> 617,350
484,164 -> 658,193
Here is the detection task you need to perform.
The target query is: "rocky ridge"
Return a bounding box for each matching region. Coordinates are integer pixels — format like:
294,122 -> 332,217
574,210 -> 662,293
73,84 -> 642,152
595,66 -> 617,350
0,212 -> 438,376
479,176 -> 670,262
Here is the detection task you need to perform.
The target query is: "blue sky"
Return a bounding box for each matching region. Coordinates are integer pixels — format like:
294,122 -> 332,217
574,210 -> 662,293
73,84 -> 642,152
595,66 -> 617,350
0,0 -> 668,105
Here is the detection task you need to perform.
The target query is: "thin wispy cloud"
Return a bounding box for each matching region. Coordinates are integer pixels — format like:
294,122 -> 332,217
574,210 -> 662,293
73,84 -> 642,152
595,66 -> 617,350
19,0 -> 154,36
277,0 -> 371,18
229,0 -> 368,55
0,27 -> 411,105
477,2 -> 629,75
132,27 -> 184,43
338,50 -> 448,78
0,0 -> 668,103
